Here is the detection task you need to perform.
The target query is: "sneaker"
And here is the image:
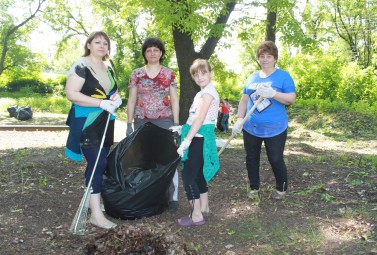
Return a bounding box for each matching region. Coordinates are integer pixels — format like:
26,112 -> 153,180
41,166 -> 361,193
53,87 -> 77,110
168,201 -> 179,212
272,190 -> 286,200
248,190 -> 260,205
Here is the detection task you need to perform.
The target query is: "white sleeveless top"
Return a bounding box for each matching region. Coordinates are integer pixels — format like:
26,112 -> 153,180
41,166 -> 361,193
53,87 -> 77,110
186,83 -> 220,126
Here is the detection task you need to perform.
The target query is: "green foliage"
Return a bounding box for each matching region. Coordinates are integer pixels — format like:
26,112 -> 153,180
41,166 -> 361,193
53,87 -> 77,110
285,49 -> 377,111
39,176 -> 48,188
328,0 -> 376,68
2,72 -> 66,96
297,184 -> 327,196
288,52 -> 343,100
0,0 -> 45,76
337,64 -> 377,105
277,0 -> 320,50
50,38 -> 84,74
210,54 -> 243,102
320,193 -> 334,202
237,21 -> 265,78
5,79 -> 53,94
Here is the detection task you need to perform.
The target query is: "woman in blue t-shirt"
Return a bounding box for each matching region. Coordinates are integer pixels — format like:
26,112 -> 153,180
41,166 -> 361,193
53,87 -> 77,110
232,41 -> 296,202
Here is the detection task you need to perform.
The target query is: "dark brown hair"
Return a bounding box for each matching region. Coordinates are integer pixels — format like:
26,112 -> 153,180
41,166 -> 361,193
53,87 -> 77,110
142,37 -> 166,64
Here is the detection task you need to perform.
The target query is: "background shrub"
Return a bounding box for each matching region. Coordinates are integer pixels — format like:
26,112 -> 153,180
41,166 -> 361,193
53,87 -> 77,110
6,79 -> 53,94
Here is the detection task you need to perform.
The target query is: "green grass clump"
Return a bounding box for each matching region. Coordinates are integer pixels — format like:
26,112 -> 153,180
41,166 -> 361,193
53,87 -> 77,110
0,94 -> 71,114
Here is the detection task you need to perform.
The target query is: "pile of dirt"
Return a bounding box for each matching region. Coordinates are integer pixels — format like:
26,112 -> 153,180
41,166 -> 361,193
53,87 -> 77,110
86,223 -> 194,255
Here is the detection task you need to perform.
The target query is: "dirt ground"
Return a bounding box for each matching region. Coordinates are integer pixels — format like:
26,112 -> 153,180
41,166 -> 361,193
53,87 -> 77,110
0,112 -> 376,255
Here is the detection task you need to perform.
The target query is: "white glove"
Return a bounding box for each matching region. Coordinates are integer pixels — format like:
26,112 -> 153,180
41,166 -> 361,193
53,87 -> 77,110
126,123 -> 133,136
232,118 -> 244,136
256,84 -> 276,98
99,100 -> 116,115
169,125 -> 182,136
110,93 -> 122,108
177,139 -> 191,157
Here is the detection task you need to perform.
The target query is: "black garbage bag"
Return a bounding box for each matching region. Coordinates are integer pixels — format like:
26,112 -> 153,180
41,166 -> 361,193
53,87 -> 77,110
16,105 -> 33,121
7,105 -> 18,118
102,122 -> 180,220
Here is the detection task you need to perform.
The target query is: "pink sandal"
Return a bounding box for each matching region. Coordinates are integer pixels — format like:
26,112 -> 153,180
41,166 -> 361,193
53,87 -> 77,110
177,216 -> 205,227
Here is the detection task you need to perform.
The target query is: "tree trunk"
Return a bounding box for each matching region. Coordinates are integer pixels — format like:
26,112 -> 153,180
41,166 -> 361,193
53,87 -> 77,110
172,1 -> 236,123
266,0 -> 277,42
172,28 -> 200,124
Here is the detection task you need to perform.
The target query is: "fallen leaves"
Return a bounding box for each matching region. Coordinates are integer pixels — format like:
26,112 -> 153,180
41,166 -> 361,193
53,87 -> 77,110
86,223 -> 196,255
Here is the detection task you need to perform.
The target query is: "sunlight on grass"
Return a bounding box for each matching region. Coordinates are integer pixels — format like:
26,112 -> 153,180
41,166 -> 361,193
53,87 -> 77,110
289,116 -> 377,155
321,218 -> 373,243
0,96 -> 70,114
0,97 -> 17,108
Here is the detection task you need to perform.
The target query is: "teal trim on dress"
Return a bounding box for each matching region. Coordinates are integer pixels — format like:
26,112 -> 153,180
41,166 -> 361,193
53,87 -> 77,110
181,124 -> 220,182
65,147 -> 83,162
74,105 -> 102,117
108,69 -> 115,91
83,110 -> 102,130
74,106 -> 115,130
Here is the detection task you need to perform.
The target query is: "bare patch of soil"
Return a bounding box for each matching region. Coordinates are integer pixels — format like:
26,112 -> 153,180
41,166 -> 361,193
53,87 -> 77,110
0,113 -> 376,255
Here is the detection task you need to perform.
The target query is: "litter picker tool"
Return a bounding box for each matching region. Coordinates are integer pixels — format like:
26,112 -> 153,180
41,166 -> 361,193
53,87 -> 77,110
69,113 -> 111,235
218,96 -> 264,156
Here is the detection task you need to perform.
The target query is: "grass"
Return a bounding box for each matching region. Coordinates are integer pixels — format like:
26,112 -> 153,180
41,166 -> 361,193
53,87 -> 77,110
0,93 -> 71,114
234,217 -> 326,254
287,104 -> 377,141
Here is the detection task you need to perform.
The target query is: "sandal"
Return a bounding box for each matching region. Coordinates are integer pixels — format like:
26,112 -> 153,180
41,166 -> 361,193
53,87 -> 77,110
177,216 -> 205,227
202,211 -> 210,220
89,218 -> 117,229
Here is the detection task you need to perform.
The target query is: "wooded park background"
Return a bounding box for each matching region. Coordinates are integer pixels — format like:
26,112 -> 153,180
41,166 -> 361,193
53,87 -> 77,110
1,0 -> 377,121
1,1 -> 377,254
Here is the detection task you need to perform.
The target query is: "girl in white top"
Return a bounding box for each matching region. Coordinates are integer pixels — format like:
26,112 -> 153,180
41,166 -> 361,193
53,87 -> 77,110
175,59 -> 220,227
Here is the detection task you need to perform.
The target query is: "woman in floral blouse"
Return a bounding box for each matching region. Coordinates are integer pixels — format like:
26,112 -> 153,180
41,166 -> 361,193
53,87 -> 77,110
126,37 -> 180,211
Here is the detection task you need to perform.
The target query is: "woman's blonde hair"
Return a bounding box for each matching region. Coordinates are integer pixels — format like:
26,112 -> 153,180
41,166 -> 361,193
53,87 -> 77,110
83,31 -> 111,61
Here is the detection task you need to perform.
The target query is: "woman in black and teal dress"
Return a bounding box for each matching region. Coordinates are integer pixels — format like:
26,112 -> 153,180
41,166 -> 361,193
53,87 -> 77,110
65,31 -> 122,229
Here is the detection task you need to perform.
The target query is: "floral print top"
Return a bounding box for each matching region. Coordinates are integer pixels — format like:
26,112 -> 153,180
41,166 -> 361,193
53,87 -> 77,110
128,66 -> 177,119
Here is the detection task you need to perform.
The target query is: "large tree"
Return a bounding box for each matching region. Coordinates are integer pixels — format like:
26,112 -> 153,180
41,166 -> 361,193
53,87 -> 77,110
330,0 -> 376,68
92,0 -> 237,122
0,0 -> 46,76
169,1 -> 237,122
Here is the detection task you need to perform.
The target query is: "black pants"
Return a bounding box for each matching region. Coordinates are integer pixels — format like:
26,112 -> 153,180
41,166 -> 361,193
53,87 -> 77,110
243,129 -> 288,192
181,137 -> 208,200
